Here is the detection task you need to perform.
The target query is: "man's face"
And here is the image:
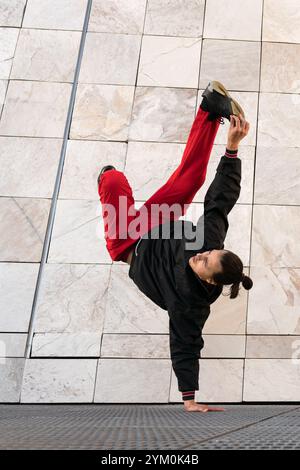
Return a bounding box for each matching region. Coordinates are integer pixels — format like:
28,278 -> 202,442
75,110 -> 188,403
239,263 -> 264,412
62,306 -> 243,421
188,249 -> 224,284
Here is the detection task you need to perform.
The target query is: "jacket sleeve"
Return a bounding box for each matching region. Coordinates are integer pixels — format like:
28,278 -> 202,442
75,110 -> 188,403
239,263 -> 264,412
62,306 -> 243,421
167,304 -> 210,392
199,155 -> 241,250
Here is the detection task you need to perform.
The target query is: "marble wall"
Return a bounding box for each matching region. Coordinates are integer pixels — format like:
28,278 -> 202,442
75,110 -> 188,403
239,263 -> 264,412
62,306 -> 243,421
1,0 -> 300,403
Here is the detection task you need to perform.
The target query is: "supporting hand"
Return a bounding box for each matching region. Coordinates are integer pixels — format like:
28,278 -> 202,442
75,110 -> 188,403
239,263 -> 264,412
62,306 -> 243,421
227,113 -> 250,150
184,400 -> 225,412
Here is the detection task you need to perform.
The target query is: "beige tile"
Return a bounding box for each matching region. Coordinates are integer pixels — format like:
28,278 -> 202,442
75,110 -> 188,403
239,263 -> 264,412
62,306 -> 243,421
101,333 -> 169,358
21,359 -> 97,403
198,90 -> 258,146
0,79 -> 8,113
94,358 -> 171,402
203,300 -> 247,335
202,335 -> 245,358
137,35 -> 201,88
254,147 -> 300,205
0,197 -> 50,262
0,137 -> 62,198
104,264 -> 169,333
0,0 -> 26,27
244,359 -> 300,401
0,333 -> 27,357
70,83 -> 134,140
198,359 -> 244,402
124,141 -> 183,201
89,0 -> 146,34
11,29 -> 81,82
32,333 -> 101,356
204,0 -> 263,41
0,263 -> 39,332
251,206 -> 300,267
200,40 -> 260,92
263,0 -> 300,43
34,263 -> 110,333
144,0 -> 205,37
129,87 -> 197,142
23,0 -> 87,30
246,336 -> 300,359
258,92 -> 300,147
47,199 -> 111,263
59,140 -> 127,200
0,27 -> 19,79
0,358 -> 25,402
79,32 -> 141,85
247,267 -> 300,335
17,328 -> 245,374
225,205 -> 252,266
170,359 -> 244,402
261,42 -> 300,93
0,81 -> 72,138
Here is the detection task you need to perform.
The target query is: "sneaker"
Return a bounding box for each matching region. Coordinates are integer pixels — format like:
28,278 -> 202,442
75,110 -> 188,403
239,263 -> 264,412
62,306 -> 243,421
97,165 -> 116,185
201,80 -> 245,122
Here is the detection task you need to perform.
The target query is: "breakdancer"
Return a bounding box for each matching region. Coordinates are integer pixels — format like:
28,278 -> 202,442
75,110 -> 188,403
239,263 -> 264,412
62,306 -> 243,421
98,81 -> 253,412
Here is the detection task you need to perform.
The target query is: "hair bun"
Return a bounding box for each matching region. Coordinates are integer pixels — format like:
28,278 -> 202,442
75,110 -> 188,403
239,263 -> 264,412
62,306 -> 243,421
241,273 -> 253,290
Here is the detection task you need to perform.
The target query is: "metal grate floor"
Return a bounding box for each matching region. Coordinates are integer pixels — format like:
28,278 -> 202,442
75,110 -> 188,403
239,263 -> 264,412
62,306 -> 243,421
0,404 -> 300,450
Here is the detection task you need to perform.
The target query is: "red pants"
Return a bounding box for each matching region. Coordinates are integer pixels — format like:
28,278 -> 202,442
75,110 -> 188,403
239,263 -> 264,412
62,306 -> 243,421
98,107 -> 220,262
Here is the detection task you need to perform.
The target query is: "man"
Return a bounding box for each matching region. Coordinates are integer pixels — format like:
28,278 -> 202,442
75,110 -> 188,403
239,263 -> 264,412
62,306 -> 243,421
98,81 -> 251,412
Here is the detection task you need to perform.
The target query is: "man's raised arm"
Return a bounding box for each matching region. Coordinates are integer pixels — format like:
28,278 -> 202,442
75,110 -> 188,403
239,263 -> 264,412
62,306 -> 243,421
200,114 -> 250,251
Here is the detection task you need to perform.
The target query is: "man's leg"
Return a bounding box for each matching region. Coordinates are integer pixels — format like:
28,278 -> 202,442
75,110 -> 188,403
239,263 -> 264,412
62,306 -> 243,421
98,169 -> 139,262
138,104 -> 221,229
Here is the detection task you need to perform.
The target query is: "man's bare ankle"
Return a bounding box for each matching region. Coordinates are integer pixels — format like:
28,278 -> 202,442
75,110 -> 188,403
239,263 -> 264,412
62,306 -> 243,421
226,143 -> 239,151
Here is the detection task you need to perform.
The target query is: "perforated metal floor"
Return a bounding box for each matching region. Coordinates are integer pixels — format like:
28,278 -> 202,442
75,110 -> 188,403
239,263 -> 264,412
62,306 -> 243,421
0,404 -> 300,450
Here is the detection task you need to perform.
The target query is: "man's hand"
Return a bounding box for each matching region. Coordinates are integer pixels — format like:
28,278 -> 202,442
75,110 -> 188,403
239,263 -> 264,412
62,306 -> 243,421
184,400 -> 225,412
227,113 -> 250,150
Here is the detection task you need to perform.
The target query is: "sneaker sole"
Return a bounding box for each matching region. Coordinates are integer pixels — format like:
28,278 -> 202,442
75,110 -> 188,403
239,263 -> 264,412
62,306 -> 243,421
209,80 -> 245,119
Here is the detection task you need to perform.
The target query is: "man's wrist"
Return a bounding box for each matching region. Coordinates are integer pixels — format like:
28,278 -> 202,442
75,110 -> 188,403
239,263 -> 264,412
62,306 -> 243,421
226,142 -> 239,151
225,146 -> 239,158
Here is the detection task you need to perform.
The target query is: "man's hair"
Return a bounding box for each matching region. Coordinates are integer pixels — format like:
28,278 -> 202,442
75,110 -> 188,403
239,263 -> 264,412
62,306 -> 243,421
213,249 -> 253,299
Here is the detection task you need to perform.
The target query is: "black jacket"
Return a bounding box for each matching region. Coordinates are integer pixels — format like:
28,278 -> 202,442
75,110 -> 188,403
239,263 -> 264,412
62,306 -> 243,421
128,155 -> 241,392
